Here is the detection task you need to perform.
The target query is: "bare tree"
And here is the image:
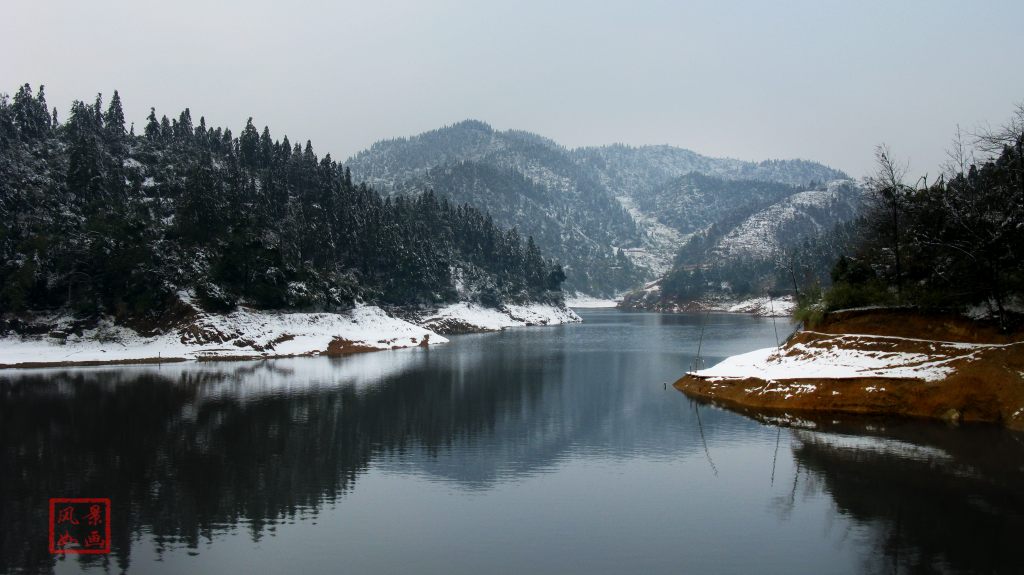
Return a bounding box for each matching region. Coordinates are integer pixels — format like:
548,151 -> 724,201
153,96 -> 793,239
774,245 -> 803,298
973,102 -> 1024,156
941,124 -> 976,180
864,144 -> 911,302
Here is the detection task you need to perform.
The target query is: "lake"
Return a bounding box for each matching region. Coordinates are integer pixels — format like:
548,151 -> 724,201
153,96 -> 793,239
2,309 -> 1022,574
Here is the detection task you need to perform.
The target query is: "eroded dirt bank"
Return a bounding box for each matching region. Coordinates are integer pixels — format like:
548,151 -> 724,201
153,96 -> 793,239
675,310 -> 1024,430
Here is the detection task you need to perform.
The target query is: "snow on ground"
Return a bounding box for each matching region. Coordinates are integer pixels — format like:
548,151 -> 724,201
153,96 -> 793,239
0,305 -> 446,367
725,295 -> 795,317
677,295 -> 795,317
614,194 -> 686,275
713,181 -> 857,261
565,295 -> 620,308
0,301 -> 581,368
714,189 -> 832,259
419,302 -> 581,332
505,303 -> 582,325
689,331 -> 1007,382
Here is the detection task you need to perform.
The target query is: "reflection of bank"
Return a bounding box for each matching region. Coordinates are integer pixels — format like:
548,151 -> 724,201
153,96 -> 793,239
0,342 -> 652,573
1,357 -> 443,574
0,317 -> 744,574
788,420 -> 1024,574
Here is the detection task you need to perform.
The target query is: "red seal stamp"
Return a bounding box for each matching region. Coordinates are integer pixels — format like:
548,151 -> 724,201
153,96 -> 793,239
49,498 -> 111,554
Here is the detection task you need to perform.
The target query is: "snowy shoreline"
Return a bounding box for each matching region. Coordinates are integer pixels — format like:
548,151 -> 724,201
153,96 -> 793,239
0,302 -> 581,369
674,309 -> 1024,429
687,331 -> 1004,382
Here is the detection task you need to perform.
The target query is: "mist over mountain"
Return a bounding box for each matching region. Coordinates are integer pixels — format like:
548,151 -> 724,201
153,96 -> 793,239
347,120 -> 852,297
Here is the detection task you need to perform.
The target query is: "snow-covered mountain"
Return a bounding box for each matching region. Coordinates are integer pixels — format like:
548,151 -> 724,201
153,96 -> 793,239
574,143 -> 847,199
347,120 -> 852,297
347,121 -> 645,295
623,179 -> 865,310
713,180 -> 862,260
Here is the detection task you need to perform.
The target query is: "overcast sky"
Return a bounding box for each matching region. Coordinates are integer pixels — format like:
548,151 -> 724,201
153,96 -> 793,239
3,0 -> 1022,177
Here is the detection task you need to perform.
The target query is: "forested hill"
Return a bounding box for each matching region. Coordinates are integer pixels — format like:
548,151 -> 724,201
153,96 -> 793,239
394,160 -> 642,295
347,120 -> 645,295
346,120 -> 848,295
0,85 -> 567,322
624,178 -> 864,310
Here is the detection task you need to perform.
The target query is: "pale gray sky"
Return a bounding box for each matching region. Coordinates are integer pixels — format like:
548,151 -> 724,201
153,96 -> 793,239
3,0 -> 1022,177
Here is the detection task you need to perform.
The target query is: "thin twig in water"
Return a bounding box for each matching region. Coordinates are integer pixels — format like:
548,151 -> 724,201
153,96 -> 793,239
694,403 -> 718,476
770,425 -> 782,486
691,309 -> 712,371
768,292 -> 780,348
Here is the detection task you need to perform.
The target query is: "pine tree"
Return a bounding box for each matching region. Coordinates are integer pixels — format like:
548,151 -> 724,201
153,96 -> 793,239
144,108 -> 160,139
104,90 -> 125,140
238,117 -> 260,169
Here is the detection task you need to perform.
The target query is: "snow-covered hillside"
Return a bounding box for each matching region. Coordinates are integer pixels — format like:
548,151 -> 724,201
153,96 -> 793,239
575,144 -> 848,201
345,121 -> 850,297
347,121 -> 644,296
621,178 -> 864,311
713,180 -> 862,260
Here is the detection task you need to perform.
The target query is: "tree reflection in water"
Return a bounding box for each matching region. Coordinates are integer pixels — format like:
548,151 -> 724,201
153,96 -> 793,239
3,316 -> 1023,574
787,419 -> 1024,574
0,351 -> 562,573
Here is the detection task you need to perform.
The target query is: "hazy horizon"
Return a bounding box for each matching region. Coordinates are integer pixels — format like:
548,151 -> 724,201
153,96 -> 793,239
4,0 -> 1023,178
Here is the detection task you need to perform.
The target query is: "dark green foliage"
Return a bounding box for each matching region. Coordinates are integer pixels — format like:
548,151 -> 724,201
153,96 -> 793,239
0,86 -> 566,319
792,281 -> 825,327
824,255 -> 893,310
820,120 -> 1024,323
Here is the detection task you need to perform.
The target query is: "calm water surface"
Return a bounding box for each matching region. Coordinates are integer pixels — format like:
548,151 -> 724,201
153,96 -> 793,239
2,309 -> 1022,574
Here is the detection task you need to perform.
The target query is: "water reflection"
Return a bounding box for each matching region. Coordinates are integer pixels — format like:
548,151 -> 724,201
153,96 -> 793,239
3,312 -> 740,573
1,311 -> 1021,574
788,419 -> 1024,574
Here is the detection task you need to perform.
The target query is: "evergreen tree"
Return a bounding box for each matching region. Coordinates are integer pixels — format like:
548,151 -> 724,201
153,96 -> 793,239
144,107 -> 160,139
0,84 -> 568,319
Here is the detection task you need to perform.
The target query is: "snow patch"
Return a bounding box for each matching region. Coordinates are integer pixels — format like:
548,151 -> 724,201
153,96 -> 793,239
566,296 -> 620,308
690,336 -> 976,382
726,295 -> 795,317
419,302 -> 581,332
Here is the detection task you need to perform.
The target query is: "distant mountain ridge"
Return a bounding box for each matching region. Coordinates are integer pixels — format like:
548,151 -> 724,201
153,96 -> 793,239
346,120 -> 852,296
573,143 -> 847,197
